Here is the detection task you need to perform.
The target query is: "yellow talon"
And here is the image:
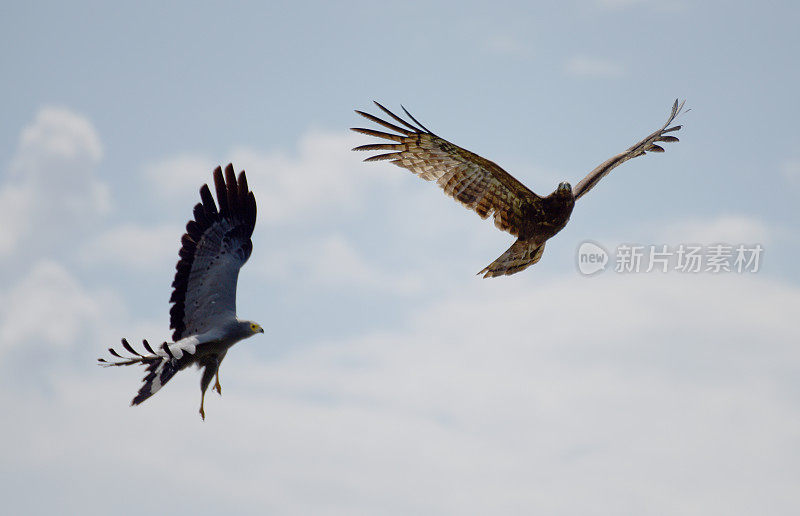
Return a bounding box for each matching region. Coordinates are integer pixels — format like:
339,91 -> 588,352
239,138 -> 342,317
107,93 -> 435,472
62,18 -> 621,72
214,370 -> 222,395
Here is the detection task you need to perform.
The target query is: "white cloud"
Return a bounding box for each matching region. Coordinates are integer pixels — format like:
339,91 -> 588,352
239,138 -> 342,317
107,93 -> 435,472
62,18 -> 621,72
2,106 -> 797,515
660,215 -> 773,244
0,260 -> 116,355
0,107 -> 109,259
77,224 -> 182,271
564,56 -> 625,78
236,130 -> 401,224
260,233 -> 423,294
9,106 -> 103,179
0,183 -> 32,255
3,272 -> 800,514
142,153 -> 219,207
144,130 -> 400,225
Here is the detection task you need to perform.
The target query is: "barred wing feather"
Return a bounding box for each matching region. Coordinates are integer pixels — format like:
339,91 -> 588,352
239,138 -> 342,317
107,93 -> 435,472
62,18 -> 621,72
352,102 -> 541,238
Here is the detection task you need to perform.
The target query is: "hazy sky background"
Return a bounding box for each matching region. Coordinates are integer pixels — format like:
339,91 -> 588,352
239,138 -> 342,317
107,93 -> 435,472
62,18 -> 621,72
2,1 -> 799,514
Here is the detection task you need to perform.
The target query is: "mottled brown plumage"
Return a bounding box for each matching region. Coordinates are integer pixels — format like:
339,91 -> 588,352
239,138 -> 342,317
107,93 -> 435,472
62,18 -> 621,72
352,100 -> 685,277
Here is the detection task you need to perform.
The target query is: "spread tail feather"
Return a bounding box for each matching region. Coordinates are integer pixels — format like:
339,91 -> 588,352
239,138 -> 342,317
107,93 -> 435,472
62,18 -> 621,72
98,338 -> 189,406
131,357 -> 182,406
478,240 -> 546,278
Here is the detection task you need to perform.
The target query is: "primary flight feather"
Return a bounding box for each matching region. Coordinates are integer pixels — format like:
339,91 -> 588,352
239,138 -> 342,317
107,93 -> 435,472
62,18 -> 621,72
99,164 -> 263,419
352,100 -> 685,277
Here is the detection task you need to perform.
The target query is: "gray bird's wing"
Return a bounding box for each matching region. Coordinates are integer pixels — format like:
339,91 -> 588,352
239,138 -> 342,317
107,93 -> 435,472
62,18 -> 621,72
169,164 -> 257,341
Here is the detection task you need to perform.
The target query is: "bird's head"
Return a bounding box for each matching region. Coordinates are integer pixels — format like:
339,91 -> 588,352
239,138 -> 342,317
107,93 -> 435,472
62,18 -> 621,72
544,181 -> 576,212
246,321 -> 265,334
556,182 -> 572,195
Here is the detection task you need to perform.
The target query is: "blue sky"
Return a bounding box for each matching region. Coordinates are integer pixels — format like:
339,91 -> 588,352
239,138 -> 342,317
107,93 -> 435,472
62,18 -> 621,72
2,1 -> 799,514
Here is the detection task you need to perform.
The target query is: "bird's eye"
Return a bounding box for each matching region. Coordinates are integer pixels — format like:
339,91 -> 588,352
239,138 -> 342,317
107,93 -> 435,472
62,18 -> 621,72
250,323 -> 257,331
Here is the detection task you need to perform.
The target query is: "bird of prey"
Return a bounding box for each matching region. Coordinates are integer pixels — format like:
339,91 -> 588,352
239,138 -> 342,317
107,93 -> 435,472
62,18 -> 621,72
352,100 -> 685,277
99,164 -> 263,419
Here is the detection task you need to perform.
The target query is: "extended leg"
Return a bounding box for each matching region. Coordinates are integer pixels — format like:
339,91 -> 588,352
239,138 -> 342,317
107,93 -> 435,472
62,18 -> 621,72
214,369 -> 222,395
198,360 -> 218,420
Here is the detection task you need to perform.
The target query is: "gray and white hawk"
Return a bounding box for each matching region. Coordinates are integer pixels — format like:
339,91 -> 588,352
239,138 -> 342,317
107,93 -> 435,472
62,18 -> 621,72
99,164 -> 263,419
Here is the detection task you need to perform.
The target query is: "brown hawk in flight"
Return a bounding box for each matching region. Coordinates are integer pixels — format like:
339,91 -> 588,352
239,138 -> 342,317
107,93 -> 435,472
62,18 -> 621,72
352,100 -> 685,277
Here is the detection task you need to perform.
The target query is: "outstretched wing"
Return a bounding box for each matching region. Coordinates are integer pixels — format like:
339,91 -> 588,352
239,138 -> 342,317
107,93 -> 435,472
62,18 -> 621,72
572,99 -> 686,201
352,102 -> 540,238
169,164 -> 257,341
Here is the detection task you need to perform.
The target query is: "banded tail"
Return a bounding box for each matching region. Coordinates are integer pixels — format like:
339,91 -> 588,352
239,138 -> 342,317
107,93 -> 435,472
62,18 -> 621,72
99,339 -> 190,406
478,240 -> 546,278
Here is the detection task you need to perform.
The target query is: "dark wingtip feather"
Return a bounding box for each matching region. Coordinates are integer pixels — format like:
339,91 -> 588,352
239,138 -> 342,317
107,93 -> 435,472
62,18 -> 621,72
199,184 -> 217,218
364,153 -> 403,162
372,101 -> 425,133
354,110 -> 414,135
121,338 -> 142,357
225,164 -> 239,215
400,105 -> 433,134
193,203 -> 208,227
214,166 -> 229,217
238,171 -> 249,199
142,339 -> 155,354
350,127 -> 404,142
353,143 -> 402,152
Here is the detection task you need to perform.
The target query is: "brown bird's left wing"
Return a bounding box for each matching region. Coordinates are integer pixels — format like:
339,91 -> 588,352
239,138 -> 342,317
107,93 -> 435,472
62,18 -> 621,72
572,99 -> 686,200
352,102 -> 541,238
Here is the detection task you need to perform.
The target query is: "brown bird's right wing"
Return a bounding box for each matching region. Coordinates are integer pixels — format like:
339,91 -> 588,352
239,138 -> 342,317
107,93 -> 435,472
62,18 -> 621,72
352,102 -> 541,238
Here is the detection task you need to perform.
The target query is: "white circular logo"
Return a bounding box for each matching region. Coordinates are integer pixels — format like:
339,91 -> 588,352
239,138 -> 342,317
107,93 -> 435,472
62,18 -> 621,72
577,241 -> 608,275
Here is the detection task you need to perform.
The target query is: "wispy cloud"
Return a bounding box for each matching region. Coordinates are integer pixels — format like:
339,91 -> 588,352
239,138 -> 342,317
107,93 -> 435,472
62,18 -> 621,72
260,233 -> 424,295
659,215 -> 774,244
4,273 -> 800,514
0,107 -> 109,260
144,130 -> 400,225
3,104 -> 799,515
77,224 -> 182,272
0,260 -> 116,356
